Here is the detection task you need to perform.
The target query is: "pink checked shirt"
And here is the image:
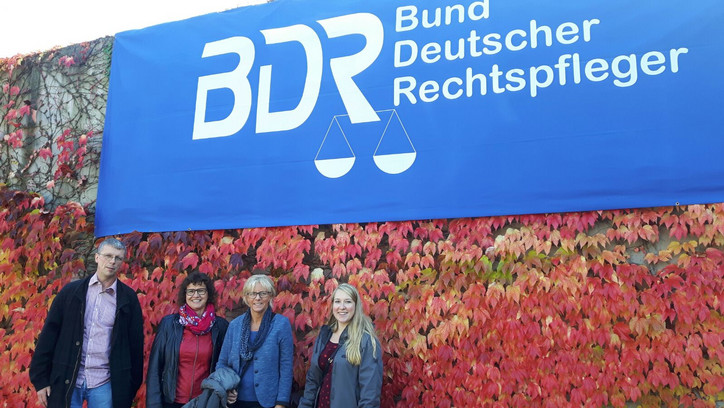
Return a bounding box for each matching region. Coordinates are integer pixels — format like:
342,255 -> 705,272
75,273 -> 117,388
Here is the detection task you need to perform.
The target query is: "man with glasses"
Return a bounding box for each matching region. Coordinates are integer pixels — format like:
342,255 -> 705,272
30,238 -> 144,408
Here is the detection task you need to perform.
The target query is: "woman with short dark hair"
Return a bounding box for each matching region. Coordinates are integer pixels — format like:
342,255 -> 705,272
146,271 -> 229,408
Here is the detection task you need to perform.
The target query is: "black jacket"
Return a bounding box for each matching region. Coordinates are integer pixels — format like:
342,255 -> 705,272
146,313 -> 229,408
29,275 -> 144,408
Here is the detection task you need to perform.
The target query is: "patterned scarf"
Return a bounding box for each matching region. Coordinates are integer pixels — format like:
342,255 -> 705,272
238,307 -> 275,375
179,303 -> 216,335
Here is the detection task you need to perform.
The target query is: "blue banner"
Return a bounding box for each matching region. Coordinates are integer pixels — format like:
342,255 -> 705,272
97,0 -> 724,236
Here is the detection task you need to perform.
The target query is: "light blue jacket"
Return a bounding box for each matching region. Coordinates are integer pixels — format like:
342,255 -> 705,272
216,313 -> 294,408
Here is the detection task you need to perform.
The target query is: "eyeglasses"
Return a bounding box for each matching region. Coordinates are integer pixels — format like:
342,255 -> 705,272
99,253 -> 124,263
186,288 -> 208,296
246,291 -> 271,299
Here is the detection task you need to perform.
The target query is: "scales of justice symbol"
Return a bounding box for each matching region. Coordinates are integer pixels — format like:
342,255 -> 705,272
313,109 -> 416,178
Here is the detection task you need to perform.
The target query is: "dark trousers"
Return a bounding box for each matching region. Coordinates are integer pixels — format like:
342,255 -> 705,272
230,401 -> 263,408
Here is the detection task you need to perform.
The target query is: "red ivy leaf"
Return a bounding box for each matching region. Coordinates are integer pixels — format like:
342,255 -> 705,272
181,252 -> 199,270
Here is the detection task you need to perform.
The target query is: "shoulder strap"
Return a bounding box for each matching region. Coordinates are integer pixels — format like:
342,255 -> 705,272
322,341 -> 342,377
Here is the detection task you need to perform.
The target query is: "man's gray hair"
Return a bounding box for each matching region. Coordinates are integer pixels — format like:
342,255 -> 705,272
97,237 -> 126,253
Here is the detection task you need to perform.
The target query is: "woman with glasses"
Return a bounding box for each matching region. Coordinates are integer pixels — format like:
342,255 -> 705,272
217,274 -> 294,408
298,283 -> 383,408
146,271 -> 229,408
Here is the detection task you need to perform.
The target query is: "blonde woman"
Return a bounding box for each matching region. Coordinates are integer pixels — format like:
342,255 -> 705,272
217,274 -> 293,408
298,284 -> 383,408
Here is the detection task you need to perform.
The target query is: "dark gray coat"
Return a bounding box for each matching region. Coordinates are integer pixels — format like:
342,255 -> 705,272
182,366 -> 240,408
298,325 -> 383,408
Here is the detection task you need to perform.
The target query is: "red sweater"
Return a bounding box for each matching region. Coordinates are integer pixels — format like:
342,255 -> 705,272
174,328 -> 213,403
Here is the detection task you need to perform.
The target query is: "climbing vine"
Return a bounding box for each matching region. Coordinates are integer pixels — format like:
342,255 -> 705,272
2,37 -> 722,408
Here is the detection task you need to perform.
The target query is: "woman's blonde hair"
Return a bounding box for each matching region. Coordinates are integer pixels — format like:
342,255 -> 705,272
242,274 -> 276,309
327,283 -> 379,365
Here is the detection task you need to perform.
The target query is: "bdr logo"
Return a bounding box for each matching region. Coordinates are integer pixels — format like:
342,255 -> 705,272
192,13 -> 384,140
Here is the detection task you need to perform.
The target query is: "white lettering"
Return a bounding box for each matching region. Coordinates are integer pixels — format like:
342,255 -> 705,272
505,69 -> 526,92
256,25 -> 322,133
468,1 -> 490,20
490,64 -> 505,94
482,33 -> 502,55
419,80 -> 440,102
193,37 -> 255,140
442,77 -> 464,99
392,48 -> 688,106
640,51 -> 666,75
505,29 -> 528,52
396,6 -> 418,32
554,54 -> 571,85
669,48 -> 688,73
529,65 -> 554,97
396,1 -> 489,32
529,20 -> 552,49
422,8 -> 442,29
395,40 -> 418,67
612,54 -> 638,87
445,4 -> 465,25
421,42 -> 442,64
318,13 -> 384,123
585,58 -> 609,82
394,76 -> 417,105
445,39 -> 466,61
466,67 -> 487,96
582,19 -> 600,42
556,22 -> 579,45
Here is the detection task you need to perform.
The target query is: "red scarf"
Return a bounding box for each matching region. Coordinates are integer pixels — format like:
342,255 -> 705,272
179,303 -> 216,335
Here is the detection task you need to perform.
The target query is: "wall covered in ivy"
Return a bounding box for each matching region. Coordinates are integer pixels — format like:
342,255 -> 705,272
2,38 -> 722,408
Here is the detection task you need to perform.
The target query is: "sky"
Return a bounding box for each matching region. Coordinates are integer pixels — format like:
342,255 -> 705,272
0,0 -> 266,58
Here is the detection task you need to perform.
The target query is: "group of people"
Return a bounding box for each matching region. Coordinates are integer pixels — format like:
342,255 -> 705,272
29,238 -> 383,408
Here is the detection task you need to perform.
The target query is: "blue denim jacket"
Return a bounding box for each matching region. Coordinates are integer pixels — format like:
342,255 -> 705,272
216,313 -> 294,407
